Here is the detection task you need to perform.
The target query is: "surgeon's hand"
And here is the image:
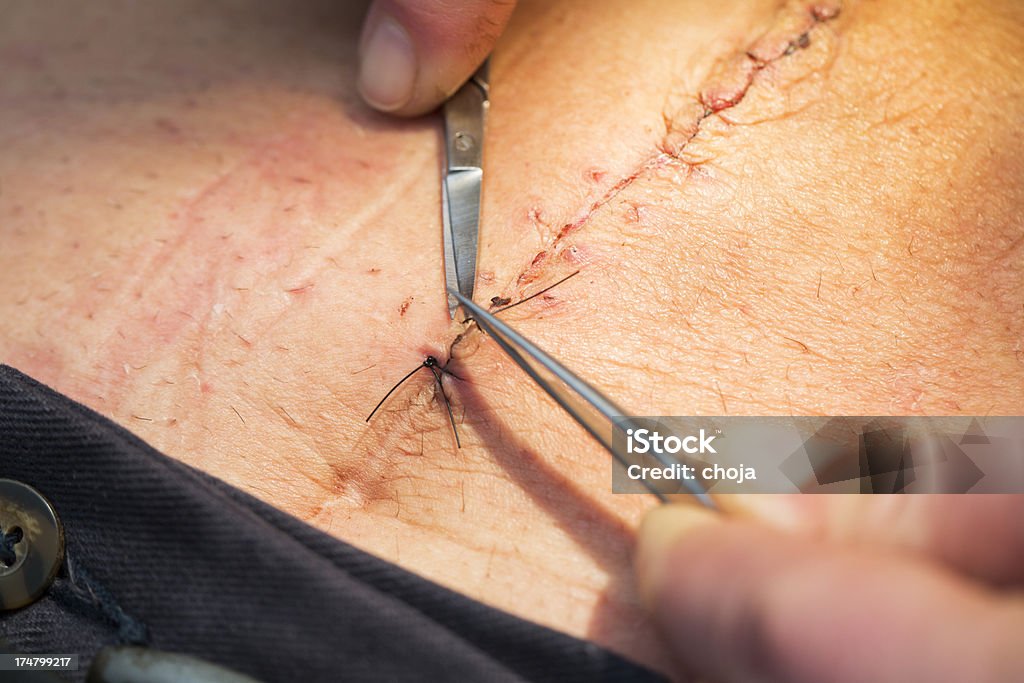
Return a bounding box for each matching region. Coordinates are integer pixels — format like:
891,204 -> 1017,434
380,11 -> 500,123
635,497 -> 1024,682
357,0 -> 517,115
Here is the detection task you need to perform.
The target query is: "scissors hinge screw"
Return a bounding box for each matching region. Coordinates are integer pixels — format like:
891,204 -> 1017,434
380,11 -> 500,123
453,132 -> 475,152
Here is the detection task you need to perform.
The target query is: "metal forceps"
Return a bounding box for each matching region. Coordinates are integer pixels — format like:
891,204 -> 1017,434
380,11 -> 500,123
448,288 -> 717,509
441,60 -> 489,319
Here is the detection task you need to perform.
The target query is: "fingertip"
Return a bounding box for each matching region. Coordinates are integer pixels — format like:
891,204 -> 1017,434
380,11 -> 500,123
635,510 -> 1016,683
357,0 -> 517,116
635,503 -> 720,607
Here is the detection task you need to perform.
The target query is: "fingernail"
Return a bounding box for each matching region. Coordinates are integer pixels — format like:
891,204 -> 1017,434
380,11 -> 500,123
635,504 -> 719,607
358,15 -> 416,112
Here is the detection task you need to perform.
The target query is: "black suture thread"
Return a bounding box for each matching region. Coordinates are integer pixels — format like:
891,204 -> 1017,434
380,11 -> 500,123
365,363 -> 425,422
365,270 -> 581,448
365,356 -> 462,449
428,365 -> 461,449
491,270 -> 581,315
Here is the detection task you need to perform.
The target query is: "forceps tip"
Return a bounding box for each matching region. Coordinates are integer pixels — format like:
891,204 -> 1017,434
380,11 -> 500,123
448,287 -> 477,311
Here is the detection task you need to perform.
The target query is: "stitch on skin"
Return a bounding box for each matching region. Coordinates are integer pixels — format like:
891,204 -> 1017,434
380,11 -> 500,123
362,269 -> 584,443
491,271 -> 580,316
365,355 -> 463,448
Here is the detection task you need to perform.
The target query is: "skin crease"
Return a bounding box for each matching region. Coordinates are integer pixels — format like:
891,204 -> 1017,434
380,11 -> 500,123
1,0 -> 1023,679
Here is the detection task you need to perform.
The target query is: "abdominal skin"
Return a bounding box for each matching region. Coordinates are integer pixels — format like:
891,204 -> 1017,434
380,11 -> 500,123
1,0 -> 1023,679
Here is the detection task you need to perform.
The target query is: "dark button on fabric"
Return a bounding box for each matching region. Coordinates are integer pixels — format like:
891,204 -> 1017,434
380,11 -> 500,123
0,479 -> 64,611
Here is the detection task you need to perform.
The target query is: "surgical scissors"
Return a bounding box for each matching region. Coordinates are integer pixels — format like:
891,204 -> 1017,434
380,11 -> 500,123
441,60 -> 489,320
448,287 -> 716,509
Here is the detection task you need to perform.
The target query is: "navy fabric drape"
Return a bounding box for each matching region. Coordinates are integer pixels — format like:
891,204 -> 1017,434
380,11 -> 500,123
0,365 -> 662,682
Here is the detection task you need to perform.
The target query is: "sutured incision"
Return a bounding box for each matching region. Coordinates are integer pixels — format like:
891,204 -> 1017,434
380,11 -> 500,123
364,271 -> 581,448
364,355 -> 463,447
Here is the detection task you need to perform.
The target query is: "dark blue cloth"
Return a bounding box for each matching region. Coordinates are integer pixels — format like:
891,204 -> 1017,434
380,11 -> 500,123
0,365 -> 662,682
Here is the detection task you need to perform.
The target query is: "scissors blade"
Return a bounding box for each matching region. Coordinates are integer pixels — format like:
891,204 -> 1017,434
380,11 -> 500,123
442,168 -> 482,315
442,61 -> 489,319
447,287 -> 716,508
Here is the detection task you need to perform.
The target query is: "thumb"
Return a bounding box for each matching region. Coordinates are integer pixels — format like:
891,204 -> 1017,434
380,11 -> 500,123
635,505 -> 1024,683
357,0 -> 517,116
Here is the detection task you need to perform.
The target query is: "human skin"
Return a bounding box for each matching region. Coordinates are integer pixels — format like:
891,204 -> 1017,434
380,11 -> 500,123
1,0 -> 1022,678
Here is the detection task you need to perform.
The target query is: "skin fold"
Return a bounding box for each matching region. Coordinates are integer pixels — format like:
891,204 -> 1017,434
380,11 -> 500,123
1,0 -> 1022,678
